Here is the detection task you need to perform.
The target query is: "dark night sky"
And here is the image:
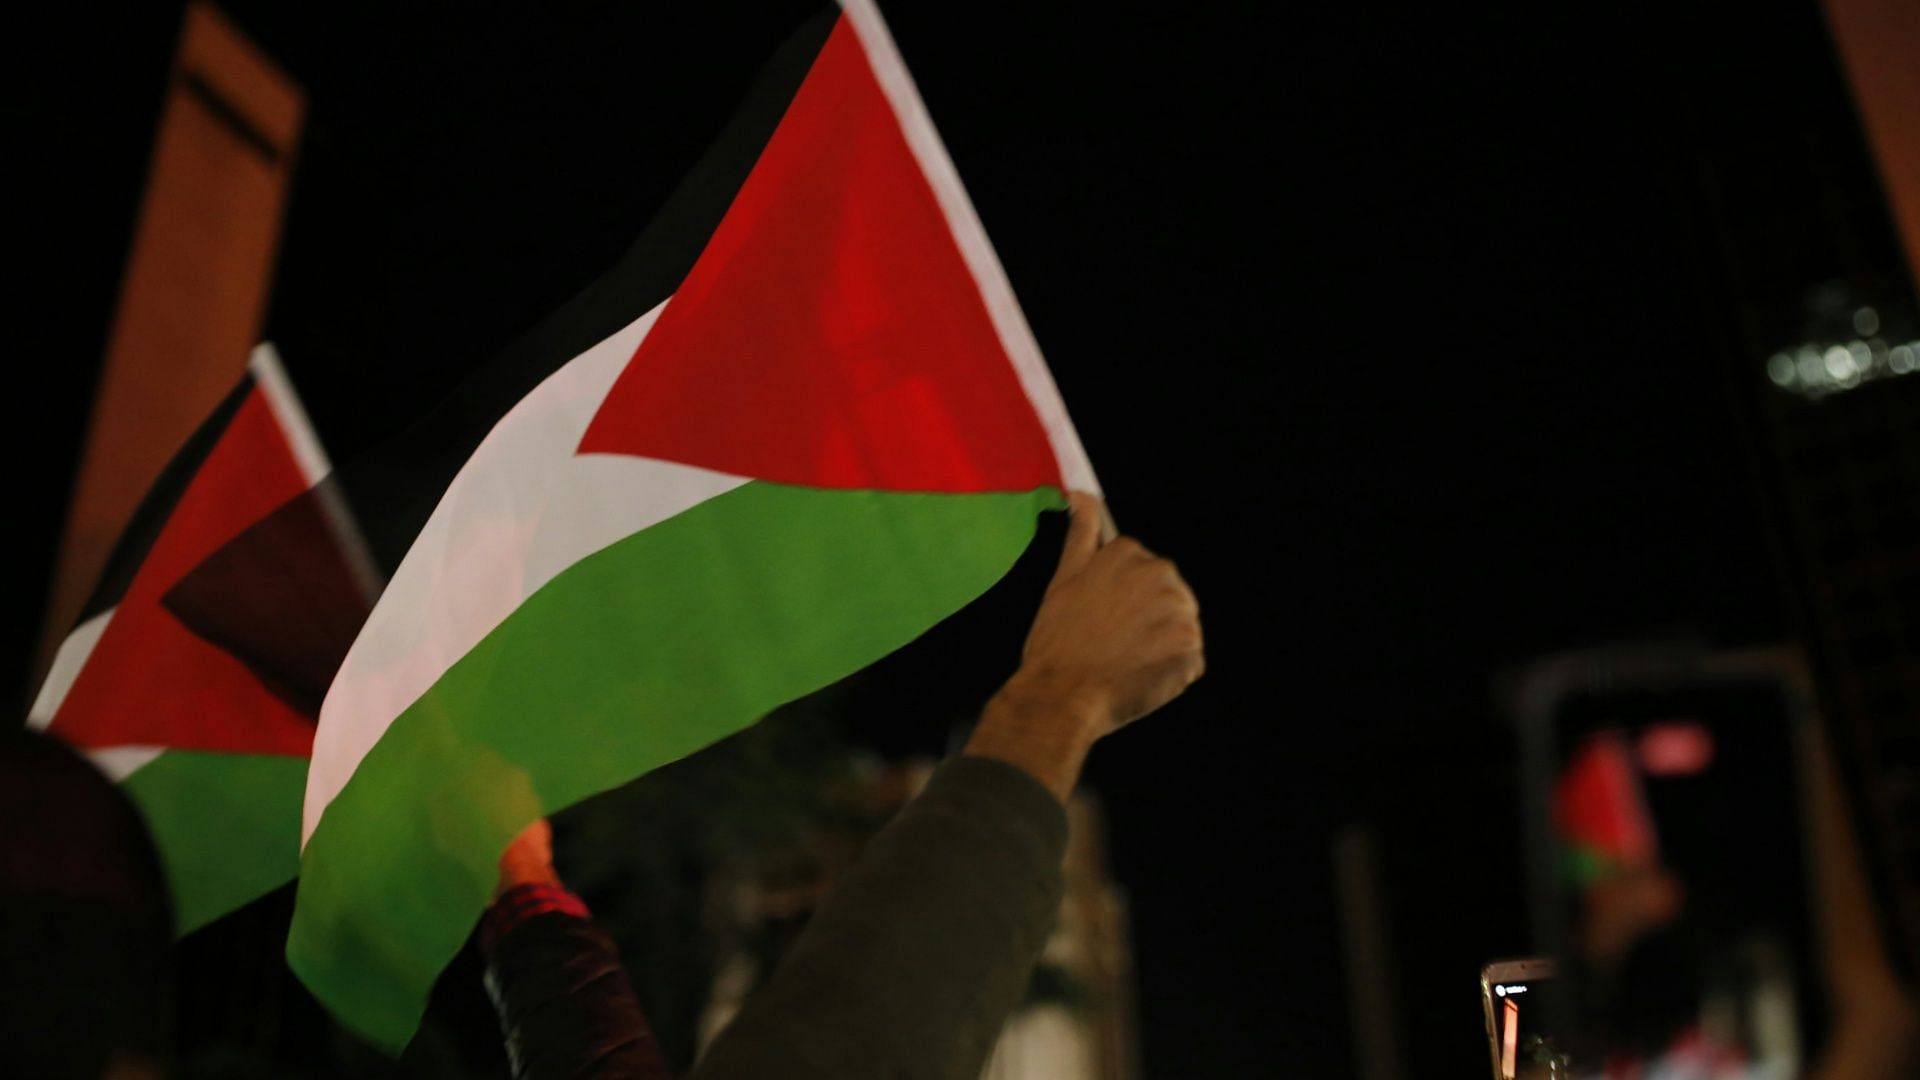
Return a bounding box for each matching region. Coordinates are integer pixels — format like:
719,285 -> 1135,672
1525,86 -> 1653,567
9,1 -> 1906,1075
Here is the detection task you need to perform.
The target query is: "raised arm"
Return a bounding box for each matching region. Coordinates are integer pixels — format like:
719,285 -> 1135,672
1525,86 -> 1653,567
691,493 -> 1203,1080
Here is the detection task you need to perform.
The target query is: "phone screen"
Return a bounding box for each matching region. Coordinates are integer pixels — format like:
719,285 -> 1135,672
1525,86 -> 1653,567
1484,966 -> 1573,1079
1541,676 -> 1818,1075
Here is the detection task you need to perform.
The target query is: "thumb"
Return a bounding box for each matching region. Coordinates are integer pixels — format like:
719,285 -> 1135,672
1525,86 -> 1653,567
1053,491 -> 1104,584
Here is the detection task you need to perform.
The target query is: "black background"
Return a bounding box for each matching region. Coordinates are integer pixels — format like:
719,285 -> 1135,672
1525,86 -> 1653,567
8,1 -> 1909,1075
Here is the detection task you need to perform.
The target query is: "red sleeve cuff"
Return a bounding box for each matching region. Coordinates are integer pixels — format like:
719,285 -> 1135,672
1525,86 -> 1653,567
481,882 -> 592,957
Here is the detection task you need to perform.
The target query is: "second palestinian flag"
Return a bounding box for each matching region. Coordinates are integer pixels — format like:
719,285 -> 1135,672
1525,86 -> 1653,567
30,346 -> 371,934
283,1 -> 1097,1047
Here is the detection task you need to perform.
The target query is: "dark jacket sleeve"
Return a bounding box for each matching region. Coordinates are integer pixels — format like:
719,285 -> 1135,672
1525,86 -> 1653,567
483,887 -> 674,1080
690,755 -> 1069,1080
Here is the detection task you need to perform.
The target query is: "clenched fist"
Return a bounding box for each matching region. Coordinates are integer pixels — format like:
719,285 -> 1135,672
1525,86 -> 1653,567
966,493 -> 1204,799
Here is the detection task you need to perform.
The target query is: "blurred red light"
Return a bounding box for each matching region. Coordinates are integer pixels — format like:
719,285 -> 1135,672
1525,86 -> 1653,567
1637,721 -> 1714,776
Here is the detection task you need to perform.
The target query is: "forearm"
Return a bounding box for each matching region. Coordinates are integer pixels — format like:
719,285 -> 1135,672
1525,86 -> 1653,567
961,672 -> 1104,801
483,885 -> 674,1080
689,755 -> 1068,1080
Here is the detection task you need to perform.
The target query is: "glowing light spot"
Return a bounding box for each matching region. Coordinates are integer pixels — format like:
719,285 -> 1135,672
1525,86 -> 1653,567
1825,346 -> 1855,379
1639,721 -> 1715,776
1797,348 -> 1825,384
1770,332 -> 1920,398
1854,307 -> 1881,337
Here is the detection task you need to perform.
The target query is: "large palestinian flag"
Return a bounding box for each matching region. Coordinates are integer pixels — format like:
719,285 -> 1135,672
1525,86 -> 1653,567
249,0 -> 1095,1048
29,346 -> 373,934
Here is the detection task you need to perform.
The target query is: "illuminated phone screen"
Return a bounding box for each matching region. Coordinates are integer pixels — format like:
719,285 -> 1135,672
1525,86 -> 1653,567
1485,972 -> 1572,1079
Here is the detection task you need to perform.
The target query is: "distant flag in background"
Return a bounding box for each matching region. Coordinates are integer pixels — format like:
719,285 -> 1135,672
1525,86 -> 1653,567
30,345 -> 375,933
1553,732 -> 1660,886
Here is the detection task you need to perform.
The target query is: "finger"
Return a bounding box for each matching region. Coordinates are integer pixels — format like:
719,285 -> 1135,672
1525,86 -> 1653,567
1168,632 -> 1205,680
1054,491 -> 1105,582
1156,590 -> 1200,623
1106,536 -> 1158,563
1163,567 -> 1200,616
1184,650 -> 1206,687
1151,614 -> 1204,650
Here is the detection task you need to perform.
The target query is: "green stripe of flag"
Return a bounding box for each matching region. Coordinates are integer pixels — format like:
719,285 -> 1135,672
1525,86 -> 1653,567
289,481 -> 1062,1048
122,750 -> 309,934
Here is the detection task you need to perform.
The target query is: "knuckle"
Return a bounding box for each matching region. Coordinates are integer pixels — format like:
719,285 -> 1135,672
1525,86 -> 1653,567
1159,620 -> 1202,652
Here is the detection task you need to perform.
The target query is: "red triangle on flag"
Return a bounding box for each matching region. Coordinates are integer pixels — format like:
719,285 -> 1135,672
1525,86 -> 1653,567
49,387 -> 320,757
577,17 -> 1062,494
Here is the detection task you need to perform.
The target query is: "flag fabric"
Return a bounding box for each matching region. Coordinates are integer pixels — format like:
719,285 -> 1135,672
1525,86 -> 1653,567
29,345 -> 371,933
167,0 -> 1093,1048
1553,732 -> 1661,885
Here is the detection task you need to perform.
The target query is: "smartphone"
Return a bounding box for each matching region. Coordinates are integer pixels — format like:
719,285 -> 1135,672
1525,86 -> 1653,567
1481,957 -> 1570,1079
1514,647 -> 1822,1075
